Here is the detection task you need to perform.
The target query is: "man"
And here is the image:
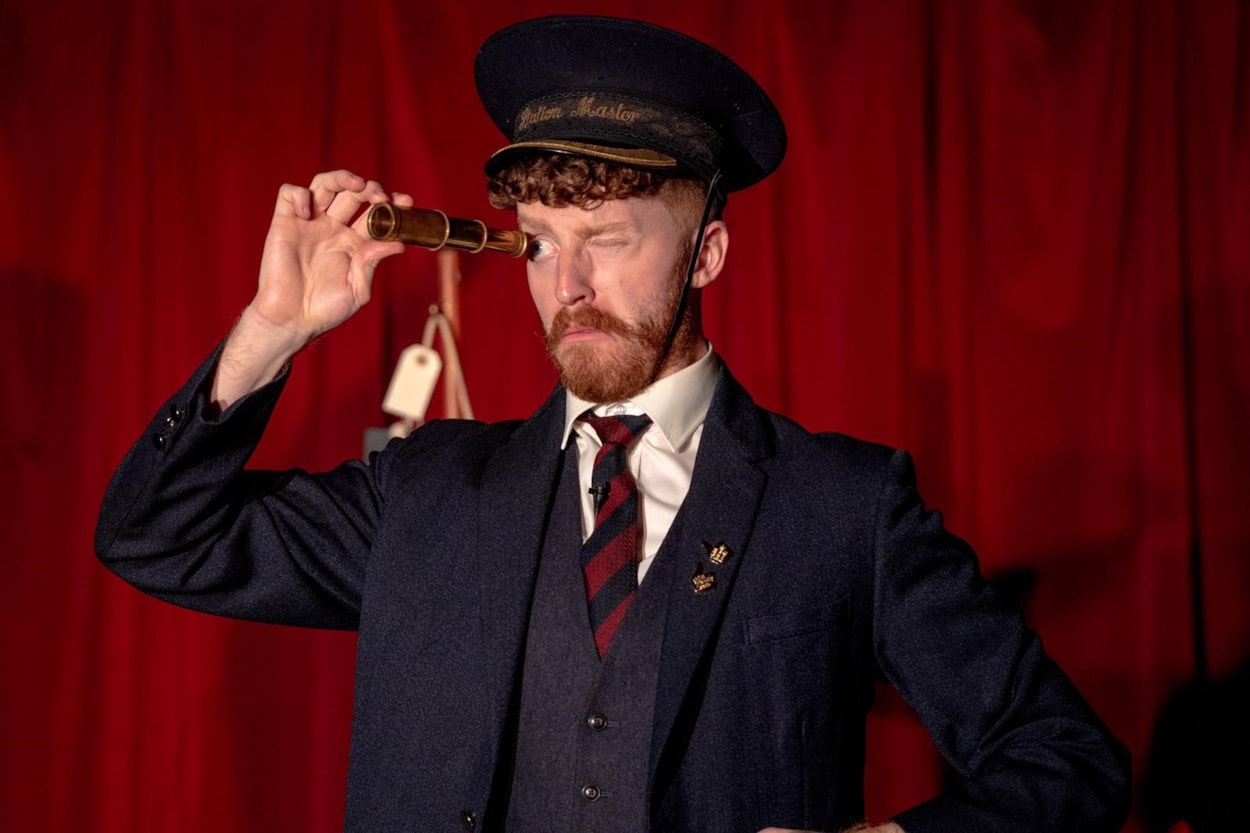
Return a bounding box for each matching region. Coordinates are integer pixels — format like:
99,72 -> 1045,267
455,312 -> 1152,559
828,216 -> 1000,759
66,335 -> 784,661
96,15 -> 1130,833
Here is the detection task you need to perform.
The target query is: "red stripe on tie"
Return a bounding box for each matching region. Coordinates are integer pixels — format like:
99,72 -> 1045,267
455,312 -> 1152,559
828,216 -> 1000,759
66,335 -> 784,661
583,527 -> 637,597
593,479 -> 631,527
578,413 -> 651,657
593,593 -> 635,657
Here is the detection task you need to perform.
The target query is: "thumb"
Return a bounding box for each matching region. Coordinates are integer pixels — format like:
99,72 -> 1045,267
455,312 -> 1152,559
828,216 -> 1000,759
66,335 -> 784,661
357,239 -> 407,279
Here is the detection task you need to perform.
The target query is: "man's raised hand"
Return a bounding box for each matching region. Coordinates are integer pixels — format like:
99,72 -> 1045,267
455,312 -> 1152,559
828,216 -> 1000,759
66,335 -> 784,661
210,170 -> 412,410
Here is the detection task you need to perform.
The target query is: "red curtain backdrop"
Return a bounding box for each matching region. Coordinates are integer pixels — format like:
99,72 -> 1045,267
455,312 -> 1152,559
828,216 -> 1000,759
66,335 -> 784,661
2,1 -> 1247,831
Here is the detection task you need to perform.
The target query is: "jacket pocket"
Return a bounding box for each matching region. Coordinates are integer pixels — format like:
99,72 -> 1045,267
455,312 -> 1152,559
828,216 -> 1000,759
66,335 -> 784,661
744,597 -> 845,644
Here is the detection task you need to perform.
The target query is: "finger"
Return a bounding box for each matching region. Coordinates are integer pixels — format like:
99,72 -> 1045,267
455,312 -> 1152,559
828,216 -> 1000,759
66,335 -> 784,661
273,182 -> 312,219
329,178 -> 388,225
392,192 -> 415,208
309,169 -> 366,216
345,181 -> 398,234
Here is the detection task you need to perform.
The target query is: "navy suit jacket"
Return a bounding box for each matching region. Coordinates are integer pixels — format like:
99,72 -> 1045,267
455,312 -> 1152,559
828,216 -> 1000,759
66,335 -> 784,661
96,350 -> 1129,833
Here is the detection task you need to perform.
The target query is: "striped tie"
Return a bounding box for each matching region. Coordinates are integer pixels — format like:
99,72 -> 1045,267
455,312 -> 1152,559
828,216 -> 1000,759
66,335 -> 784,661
580,413 -> 652,657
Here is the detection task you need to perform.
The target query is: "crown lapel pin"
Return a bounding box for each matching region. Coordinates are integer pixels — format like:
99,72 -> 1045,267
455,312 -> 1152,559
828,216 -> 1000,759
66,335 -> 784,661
703,541 -> 732,565
691,562 -> 716,594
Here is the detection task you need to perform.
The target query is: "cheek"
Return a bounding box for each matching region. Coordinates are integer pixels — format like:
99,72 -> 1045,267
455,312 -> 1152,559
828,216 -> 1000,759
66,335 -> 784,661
526,271 -> 554,323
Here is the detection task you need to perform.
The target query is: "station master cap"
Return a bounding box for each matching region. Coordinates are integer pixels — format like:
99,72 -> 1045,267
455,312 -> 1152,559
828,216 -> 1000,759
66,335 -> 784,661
475,15 -> 787,193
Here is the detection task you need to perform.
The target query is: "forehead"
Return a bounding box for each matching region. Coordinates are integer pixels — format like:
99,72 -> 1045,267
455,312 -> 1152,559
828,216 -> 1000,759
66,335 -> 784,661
516,196 -> 678,235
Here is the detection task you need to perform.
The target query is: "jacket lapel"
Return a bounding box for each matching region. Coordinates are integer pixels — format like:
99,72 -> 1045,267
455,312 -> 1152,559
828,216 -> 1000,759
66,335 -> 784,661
649,367 -> 773,774
474,388 -> 567,746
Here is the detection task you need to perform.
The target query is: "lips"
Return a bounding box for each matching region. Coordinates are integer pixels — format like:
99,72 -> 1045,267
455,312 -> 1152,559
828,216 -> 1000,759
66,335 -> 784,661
548,307 -> 633,346
559,325 -> 609,343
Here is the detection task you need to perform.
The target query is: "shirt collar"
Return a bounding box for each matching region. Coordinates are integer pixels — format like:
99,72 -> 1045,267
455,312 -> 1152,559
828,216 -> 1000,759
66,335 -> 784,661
560,342 -> 719,452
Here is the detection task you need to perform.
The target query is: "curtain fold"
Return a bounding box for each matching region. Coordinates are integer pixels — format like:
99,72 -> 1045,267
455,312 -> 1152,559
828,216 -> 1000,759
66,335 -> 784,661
2,2 -> 1245,830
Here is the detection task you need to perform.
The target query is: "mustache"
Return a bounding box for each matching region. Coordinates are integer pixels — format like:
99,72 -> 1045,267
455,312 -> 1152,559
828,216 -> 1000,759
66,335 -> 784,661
547,306 -> 636,343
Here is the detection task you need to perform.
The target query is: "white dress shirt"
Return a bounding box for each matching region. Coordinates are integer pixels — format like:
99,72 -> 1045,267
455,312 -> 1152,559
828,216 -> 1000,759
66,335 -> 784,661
560,344 -> 719,583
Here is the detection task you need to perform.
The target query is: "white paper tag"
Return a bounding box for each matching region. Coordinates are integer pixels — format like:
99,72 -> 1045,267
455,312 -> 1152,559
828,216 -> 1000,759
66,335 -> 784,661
382,344 -> 442,422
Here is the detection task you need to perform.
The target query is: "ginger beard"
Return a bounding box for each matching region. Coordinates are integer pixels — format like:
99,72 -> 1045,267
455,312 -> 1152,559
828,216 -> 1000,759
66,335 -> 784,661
544,240 -> 696,403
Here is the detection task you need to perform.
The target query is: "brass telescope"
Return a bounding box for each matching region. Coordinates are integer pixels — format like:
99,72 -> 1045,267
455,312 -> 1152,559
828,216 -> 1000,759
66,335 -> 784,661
365,204 -> 527,258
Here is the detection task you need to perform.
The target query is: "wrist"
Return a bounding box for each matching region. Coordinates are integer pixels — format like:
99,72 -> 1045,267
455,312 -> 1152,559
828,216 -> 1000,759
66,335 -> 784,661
209,306 -> 307,411
233,303 -> 315,358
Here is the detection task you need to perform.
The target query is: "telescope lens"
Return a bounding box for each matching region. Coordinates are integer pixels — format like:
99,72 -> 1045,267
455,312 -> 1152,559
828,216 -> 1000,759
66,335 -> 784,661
367,204 -> 398,239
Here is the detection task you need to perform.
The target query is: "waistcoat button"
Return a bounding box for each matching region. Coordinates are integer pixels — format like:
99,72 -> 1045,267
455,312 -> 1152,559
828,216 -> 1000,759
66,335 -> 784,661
586,713 -> 608,731
581,784 -> 601,801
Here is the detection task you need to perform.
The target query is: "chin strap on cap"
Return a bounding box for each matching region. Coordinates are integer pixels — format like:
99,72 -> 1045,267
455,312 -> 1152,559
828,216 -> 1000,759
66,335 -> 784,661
650,169 -> 724,383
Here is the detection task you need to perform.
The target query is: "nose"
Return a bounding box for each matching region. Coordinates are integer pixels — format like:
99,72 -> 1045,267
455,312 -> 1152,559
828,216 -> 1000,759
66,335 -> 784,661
554,250 -> 593,306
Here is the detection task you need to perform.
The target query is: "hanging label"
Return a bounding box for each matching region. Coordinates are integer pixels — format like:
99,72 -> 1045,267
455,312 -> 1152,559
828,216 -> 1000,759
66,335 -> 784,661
382,344 -> 442,423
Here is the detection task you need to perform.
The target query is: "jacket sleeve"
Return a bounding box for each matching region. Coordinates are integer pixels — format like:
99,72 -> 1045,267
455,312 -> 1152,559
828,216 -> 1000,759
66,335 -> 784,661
871,450 -> 1131,833
95,347 -> 386,629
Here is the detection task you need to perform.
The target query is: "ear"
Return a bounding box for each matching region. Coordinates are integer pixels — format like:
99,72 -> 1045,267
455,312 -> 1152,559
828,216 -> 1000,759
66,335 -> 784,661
691,220 -> 728,289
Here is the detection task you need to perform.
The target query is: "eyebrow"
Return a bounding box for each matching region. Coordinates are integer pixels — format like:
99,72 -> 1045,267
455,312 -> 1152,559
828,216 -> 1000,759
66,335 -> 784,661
517,217 -> 639,241
579,221 -> 636,240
